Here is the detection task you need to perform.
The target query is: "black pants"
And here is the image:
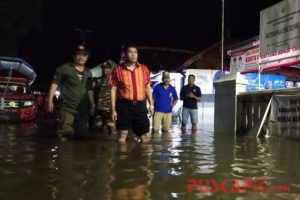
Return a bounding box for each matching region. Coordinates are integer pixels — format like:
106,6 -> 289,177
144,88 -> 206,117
116,99 -> 150,136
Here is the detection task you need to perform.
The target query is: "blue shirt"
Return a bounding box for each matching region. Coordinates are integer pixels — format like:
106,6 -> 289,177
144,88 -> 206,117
180,84 -> 201,109
153,83 -> 179,113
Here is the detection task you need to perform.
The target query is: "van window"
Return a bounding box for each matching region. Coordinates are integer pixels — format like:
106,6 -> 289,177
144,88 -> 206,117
0,84 -> 27,94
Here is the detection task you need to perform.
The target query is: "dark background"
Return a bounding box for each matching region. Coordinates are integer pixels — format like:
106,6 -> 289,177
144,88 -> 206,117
0,0 -> 282,91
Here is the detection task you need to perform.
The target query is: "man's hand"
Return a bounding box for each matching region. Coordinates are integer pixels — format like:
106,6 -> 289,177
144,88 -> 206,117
47,100 -> 54,113
89,105 -> 95,116
186,92 -> 194,98
186,92 -> 200,101
149,106 -> 154,116
112,110 -> 117,121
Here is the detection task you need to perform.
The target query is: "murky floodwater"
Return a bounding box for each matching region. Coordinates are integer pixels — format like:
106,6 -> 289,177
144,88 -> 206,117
0,121 -> 299,200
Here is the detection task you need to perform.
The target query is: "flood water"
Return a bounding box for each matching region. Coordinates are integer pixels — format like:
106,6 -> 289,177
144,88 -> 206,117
0,120 -> 299,200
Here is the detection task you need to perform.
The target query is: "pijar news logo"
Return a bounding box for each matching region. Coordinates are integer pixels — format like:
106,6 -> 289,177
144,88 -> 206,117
187,178 -> 290,193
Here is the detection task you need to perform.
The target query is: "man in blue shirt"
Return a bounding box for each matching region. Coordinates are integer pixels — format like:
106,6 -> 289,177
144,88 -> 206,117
180,74 -> 201,133
152,71 -> 178,133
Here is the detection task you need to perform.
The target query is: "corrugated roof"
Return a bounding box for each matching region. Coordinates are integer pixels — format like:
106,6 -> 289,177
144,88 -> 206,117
180,39 -> 239,70
135,39 -> 240,72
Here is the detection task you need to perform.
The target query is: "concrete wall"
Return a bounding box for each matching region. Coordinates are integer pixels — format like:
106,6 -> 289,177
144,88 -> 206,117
214,73 -> 248,134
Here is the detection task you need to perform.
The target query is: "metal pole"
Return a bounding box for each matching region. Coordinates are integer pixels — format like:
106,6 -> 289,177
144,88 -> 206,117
258,41 -> 261,91
221,0 -> 224,74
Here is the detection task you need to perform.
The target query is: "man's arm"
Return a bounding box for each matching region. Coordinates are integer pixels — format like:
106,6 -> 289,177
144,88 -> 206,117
190,89 -> 201,101
111,86 -> 117,121
180,87 -> 185,100
195,87 -> 202,101
88,90 -> 95,107
193,95 -> 201,102
86,73 -> 96,115
146,84 -> 154,115
172,100 -> 178,109
172,87 -> 179,109
47,83 -> 58,112
48,65 -> 62,112
88,90 -> 95,115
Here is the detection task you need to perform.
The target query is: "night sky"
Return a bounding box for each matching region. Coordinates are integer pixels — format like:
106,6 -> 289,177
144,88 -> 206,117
4,0 -> 283,91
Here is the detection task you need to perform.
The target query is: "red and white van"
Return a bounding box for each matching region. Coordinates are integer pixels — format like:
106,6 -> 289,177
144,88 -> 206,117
0,57 -> 37,121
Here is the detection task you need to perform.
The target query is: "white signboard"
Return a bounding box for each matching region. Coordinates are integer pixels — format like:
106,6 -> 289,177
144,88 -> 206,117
260,0 -> 300,61
184,69 -> 221,94
269,94 -> 300,138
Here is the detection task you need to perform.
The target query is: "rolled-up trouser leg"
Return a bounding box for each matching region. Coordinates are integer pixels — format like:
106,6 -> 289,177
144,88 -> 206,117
162,113 -> 172,133
153,112 -> 163,132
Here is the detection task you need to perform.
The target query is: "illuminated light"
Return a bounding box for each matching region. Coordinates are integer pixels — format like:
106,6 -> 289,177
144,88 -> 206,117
23,101 -> 34,106
9,101 -> 16,107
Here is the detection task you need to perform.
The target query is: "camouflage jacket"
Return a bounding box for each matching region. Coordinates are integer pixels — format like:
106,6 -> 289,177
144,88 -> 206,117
95,76 -> 111,111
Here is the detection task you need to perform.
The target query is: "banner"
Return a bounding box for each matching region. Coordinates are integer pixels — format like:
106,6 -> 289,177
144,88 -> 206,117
230,44 -> 300,73
229,46 -> 259,73
244,73 -> 286,91
260,0 -> 300,60
269,94 -> 300,138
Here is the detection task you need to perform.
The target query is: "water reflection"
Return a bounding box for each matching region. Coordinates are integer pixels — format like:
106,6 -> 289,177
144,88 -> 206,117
0,123 -> 299,200
51,141 -> 118,200
0,123 -> 56,200
108,142 -> 152,200
148,129 -> 216,199
232,137 -> 273,178
229,136 -> 300,199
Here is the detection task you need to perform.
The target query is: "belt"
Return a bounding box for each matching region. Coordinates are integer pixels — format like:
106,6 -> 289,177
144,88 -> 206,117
118,98 -> 145,105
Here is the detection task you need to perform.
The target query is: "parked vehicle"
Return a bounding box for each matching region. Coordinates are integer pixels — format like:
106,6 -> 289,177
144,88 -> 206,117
0,57 -> 37,121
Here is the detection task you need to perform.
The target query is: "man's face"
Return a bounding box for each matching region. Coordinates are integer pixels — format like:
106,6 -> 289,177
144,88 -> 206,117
74,53 -> 88,66
102,67 -> 111,76
125,47 -> 138,63
162,78 -> 170,86
188,76 -> 195,85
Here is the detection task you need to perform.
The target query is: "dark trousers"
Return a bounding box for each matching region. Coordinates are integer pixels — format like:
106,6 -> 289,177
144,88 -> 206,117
116,99 -> 150,136
58,109 -> 89,138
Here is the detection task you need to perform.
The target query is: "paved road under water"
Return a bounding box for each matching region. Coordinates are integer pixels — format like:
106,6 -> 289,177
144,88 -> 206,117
0,121 -> 299,200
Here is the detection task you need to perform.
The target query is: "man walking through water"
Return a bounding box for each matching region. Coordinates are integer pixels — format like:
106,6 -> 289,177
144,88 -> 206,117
180,74 -> 201,133
94,61 -> 115,134
152,71 -> 178,133
47,45 -> 95,140
108,44 -> 154,143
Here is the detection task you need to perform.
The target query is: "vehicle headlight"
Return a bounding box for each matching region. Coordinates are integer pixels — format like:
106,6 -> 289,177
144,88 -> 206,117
23,101 -> 34,106
9,101 -> 16,108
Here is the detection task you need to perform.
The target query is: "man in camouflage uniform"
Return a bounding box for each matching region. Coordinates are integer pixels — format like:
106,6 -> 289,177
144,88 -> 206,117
94,61 -> 115,134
